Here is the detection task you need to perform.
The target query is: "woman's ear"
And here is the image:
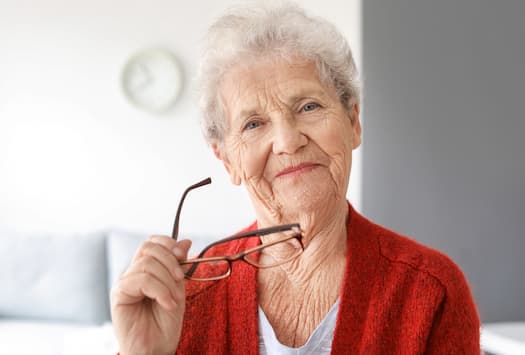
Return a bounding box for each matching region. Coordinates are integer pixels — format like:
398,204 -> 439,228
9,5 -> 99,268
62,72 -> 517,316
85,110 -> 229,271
212,143 -> 242,185
349,103 -> 362,149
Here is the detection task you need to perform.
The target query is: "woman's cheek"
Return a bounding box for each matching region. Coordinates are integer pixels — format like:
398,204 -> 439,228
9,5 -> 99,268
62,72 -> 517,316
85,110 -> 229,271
321,125 -> 354,185
222,138 -> 245,185
232,143 -> 265,183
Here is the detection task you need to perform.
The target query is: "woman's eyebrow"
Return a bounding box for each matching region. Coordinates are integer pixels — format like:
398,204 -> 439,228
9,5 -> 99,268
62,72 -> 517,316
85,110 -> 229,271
236,108 -> 259,121
284,86 -> 329,105
233,87 -> 328,121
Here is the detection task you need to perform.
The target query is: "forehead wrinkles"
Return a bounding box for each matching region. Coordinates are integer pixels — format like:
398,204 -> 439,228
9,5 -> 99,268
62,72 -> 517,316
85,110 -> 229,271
233,77 -> 296,118
221,61 -> 322,115
255,79 -> 292,117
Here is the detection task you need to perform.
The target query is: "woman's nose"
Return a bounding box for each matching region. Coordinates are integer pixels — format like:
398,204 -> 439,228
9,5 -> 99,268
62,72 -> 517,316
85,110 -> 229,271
271,116 -> 308,155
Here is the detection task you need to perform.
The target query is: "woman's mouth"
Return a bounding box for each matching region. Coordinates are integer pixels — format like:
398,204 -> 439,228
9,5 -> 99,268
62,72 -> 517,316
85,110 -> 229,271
275,163 -> 319,178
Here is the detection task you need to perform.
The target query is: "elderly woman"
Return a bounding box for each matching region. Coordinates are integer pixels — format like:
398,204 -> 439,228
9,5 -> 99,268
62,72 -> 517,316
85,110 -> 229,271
111,2 -> 480,354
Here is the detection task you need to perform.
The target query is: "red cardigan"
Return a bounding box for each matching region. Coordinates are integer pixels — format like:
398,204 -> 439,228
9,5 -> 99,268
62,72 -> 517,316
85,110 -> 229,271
174,205 -> 480,354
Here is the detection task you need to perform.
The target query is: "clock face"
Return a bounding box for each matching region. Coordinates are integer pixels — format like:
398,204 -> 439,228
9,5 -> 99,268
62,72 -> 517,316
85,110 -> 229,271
121,49 -> 183,114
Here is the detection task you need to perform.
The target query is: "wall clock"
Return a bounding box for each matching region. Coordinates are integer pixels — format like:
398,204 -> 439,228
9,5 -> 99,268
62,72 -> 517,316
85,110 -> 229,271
121,48 -> 183,114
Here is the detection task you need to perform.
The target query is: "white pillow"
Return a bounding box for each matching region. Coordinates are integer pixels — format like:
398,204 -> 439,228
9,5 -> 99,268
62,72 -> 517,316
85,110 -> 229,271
106,230 -> 147,291
0,231 -> 109,324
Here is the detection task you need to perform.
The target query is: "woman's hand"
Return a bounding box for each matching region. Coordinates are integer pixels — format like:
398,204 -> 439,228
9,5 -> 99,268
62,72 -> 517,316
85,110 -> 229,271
110,236 -> 192,355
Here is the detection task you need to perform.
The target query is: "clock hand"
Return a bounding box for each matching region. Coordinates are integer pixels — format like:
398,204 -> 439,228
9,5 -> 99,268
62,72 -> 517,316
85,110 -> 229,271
130,63 -> 153,92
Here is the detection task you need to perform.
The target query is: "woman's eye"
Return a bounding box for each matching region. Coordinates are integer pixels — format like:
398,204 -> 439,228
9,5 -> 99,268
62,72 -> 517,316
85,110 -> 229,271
243,120 -> 262,131
302,102 -> 319,112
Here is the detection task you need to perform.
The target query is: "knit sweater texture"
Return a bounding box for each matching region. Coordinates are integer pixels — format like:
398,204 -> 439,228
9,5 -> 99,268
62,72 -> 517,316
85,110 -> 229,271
174,204 -> 480,354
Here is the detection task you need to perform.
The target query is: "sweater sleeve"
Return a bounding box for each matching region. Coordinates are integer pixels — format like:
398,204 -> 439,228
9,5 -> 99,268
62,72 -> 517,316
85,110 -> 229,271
425,266 -> 481,354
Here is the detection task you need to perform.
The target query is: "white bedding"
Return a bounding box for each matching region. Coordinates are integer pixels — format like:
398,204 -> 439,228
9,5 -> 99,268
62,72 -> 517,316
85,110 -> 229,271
0,320 -> 118,355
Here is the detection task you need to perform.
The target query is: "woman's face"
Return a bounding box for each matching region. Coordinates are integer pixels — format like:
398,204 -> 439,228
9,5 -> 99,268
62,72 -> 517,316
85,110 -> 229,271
214,58 -> 361,224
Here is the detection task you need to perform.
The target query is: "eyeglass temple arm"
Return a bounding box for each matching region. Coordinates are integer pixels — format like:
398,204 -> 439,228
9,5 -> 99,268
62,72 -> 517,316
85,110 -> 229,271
172,177 -> 212,240
194,223 -> 301,258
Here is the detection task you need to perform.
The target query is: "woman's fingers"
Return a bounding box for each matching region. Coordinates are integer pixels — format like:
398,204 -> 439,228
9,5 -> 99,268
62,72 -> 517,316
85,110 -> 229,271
133,241 -> 186,281
110,236 -> 191,355
132,237 -> 192,263
113,273 -> 182,311
123,255 -> 181,300
113,237 -> 193,310
150,237 -> 192,261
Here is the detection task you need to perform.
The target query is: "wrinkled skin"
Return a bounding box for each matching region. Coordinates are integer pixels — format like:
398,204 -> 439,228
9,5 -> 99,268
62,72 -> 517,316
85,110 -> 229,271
214,58 -> 362,346
215,58 -> 361,244
110,57 -> 362,352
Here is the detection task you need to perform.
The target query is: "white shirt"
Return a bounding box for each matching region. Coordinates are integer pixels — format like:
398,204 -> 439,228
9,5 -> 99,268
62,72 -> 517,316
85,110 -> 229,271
258,299 -> 340,355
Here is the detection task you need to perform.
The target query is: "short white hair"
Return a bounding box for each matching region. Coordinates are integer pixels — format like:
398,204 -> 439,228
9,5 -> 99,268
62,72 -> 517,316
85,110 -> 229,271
198,0 -> 361,144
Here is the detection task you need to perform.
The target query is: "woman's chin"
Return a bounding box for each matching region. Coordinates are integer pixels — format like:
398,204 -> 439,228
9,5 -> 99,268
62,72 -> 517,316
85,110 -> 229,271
273,178 -> 340,217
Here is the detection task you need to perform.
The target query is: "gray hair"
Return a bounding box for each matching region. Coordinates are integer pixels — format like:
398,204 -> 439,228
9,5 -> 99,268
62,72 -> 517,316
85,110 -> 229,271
198,1 -> 361,144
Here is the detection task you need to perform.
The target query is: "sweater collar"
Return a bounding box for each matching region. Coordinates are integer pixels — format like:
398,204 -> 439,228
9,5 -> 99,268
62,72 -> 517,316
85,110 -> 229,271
220,203 -> 381,353
332,204 -> 381,350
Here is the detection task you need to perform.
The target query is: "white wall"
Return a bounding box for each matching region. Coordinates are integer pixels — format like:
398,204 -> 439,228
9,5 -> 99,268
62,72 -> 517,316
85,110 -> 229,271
0,0 -> 361,244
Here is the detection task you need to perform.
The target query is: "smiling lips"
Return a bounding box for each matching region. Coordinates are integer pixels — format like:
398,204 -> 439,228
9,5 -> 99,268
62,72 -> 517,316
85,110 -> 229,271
275,162 -> 320,178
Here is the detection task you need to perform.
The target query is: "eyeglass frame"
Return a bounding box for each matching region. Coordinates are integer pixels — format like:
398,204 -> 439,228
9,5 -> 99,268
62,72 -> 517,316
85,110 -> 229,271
171,177 -> 304,281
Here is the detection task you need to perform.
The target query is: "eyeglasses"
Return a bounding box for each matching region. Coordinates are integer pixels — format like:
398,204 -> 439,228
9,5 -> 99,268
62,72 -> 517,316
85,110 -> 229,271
172,177 -> 304,281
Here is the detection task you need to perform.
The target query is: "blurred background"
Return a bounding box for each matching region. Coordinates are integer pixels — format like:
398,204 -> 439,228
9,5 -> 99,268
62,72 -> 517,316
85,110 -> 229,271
1,0 -> 524,354
0,1 -> 361,354
362,0 -> 524,324
0,0 -> 361,239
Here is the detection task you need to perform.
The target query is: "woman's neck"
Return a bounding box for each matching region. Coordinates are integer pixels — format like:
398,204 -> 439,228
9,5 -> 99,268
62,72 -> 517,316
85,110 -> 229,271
258,197 -> 348,245
256,201 -> 348,347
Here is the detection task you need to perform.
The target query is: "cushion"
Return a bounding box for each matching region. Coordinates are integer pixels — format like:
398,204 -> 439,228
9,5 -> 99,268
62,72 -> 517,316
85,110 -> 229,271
0,231 -> 109,324
106,230 -> 147,291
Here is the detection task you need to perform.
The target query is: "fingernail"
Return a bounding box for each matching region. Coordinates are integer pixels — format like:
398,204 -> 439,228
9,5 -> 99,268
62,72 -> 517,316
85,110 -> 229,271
172,247 -> 185,260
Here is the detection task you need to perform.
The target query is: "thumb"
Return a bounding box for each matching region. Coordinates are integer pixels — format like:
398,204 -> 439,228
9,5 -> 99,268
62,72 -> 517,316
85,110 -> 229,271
173,239 -> 192,260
